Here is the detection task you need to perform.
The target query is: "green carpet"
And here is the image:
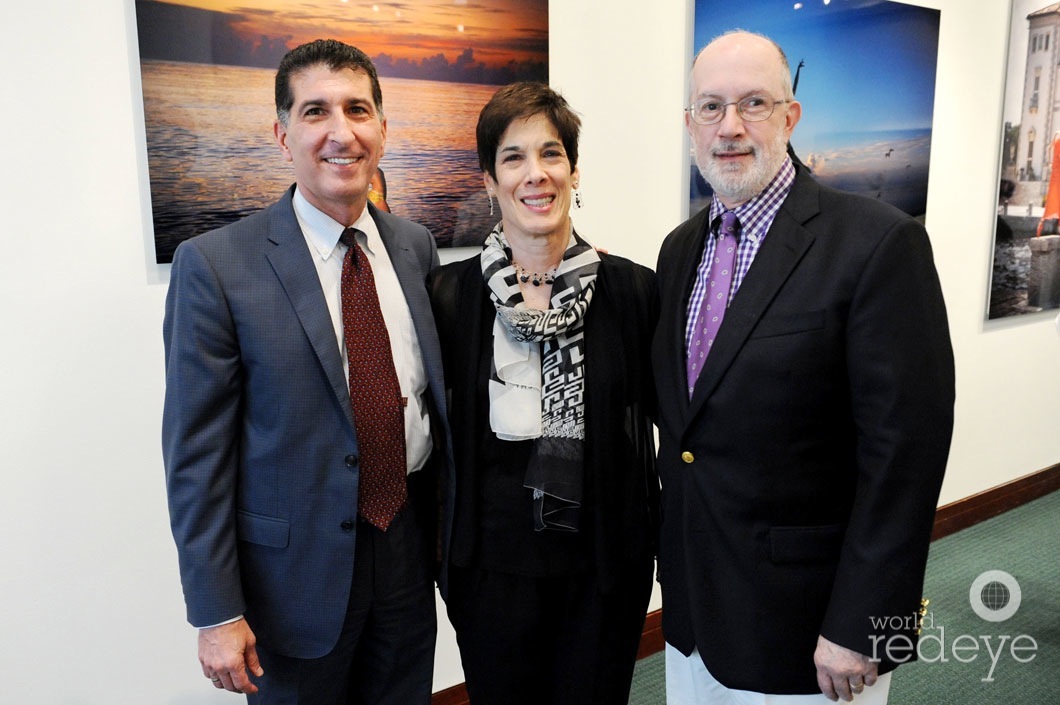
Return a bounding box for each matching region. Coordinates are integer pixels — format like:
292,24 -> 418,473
888,489 -> 1059,704
629,650 -> 665,705
627,490 -> 1060,704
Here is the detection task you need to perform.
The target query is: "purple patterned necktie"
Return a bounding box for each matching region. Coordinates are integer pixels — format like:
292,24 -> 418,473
686,211 -> 740,398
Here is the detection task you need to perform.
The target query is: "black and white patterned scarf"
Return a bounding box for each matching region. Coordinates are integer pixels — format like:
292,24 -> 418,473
480,224 -> 600,532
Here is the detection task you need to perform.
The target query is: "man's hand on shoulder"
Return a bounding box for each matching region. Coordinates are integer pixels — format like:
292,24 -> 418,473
199,618 -> 264,694
814,635 -> 878,702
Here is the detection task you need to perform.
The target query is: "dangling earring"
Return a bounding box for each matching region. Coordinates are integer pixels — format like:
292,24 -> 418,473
573,186 -> 583,209
488,191 -> 495,216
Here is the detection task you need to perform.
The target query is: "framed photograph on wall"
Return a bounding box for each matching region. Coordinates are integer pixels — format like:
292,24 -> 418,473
990,0 -> 1060,320
133,0 -> 548,262
688,0 -> 940,226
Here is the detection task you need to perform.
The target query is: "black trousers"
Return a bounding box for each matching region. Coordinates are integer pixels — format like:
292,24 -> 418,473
248,500 -> 437,705
445,557 -> 654,705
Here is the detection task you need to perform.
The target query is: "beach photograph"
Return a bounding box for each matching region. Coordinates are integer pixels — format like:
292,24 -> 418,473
689,0 -> 940,221
133,0 -> 548,261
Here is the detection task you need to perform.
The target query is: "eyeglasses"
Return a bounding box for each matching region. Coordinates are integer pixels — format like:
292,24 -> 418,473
685,95 -> 792,126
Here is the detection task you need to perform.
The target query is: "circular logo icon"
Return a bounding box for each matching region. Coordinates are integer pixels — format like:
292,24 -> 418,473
969,570 -> 1022,622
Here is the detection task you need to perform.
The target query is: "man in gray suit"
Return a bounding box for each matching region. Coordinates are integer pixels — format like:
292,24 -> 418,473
162,39 -> 451,704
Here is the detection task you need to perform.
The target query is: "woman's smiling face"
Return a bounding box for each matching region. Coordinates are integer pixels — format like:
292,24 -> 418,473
486,112 -> 578,243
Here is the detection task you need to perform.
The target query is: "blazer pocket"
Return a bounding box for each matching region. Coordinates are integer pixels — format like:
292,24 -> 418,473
236,510 -> 290,548
769,524 -> 843,564
749,310 -> 825,339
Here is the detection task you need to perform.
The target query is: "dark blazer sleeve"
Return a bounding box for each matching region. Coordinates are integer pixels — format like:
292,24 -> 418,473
820,212 -> 954,656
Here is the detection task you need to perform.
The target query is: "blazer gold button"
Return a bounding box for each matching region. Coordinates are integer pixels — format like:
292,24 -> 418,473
681,451 -> 695,464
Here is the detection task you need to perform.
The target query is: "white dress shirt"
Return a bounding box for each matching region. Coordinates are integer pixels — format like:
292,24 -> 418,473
293,187 -> 433,475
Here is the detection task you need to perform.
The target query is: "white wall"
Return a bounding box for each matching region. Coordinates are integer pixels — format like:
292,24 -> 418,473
0,0 -> 1055,702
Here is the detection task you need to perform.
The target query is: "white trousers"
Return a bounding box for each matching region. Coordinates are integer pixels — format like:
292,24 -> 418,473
665,643 -> 892,705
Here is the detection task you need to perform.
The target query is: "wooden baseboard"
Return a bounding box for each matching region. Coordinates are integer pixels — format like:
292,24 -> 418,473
932,463 -> 1060,540
637,608 -> 664,659
431,683 -> 469,705
432,465 -> 1059,703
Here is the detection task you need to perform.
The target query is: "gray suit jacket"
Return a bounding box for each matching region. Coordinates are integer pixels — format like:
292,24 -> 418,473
162,186 -> 452,659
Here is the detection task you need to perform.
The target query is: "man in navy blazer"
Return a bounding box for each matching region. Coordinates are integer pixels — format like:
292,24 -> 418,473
653,32 -> 954,703
162,40 -> 451,704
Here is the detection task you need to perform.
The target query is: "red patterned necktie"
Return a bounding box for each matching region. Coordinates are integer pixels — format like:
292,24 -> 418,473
340,227 -> 407,530
686,210 -> 740,398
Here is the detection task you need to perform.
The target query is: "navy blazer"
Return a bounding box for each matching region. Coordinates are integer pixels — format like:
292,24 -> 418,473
652,167 -> 955,693
162,186 -> 452,659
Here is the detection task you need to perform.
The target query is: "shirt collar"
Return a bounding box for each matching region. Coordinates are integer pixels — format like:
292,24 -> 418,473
709,155 -> 796,241
292,187 -> 382,260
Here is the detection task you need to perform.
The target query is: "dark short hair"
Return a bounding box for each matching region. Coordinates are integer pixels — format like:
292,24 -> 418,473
275,39 -> 383,126
476,82 -> 581,180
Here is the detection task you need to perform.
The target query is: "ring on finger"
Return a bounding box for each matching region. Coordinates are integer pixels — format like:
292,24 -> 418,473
211,677 -> 222,683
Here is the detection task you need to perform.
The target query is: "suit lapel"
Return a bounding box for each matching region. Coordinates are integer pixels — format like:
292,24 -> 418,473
659,208 -> 712,426
372,205 -> 448,416
686,172 -> 820,419
373,206 -> 423,323
264,189 -> 356,431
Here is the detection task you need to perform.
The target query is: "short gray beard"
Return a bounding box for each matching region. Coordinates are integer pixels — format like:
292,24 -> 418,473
695,128 -> 789,205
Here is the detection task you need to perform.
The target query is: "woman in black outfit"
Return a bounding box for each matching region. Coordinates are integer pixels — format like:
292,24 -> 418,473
429,81 -> 659,705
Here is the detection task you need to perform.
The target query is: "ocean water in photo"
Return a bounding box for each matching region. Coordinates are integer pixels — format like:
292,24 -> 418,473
140,60 -> 497,261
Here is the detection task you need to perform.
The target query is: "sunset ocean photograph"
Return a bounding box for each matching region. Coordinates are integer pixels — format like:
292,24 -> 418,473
133,0 -> 548,261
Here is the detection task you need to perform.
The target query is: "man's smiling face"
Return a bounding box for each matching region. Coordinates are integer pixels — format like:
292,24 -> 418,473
274,64 -> 387,225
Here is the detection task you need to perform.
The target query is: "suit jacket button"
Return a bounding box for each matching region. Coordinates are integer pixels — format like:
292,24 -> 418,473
681,451 -> 695,464
345,454 -> 358,468
340,520 -> 355,532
